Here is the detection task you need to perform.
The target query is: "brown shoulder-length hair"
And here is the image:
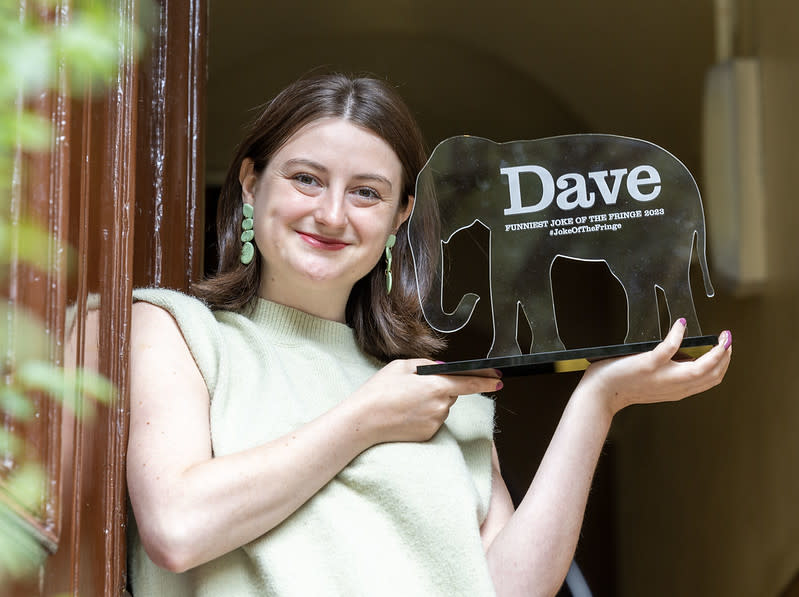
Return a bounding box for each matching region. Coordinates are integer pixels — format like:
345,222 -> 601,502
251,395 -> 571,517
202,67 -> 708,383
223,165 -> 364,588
192,73 -> 444,361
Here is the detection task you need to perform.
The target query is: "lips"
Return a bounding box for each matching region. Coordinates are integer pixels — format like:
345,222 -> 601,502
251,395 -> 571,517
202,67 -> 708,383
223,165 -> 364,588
297,231 -> 350,251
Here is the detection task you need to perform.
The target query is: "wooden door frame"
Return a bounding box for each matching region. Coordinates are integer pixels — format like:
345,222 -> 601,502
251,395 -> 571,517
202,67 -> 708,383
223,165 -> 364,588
2,0 -> 206,594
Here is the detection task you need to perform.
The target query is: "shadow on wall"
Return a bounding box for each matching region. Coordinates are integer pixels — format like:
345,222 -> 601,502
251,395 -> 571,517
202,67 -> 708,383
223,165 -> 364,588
205,33 -> 589,184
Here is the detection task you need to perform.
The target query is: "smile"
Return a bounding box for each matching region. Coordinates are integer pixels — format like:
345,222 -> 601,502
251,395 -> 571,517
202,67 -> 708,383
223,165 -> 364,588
297,231 -> 350,251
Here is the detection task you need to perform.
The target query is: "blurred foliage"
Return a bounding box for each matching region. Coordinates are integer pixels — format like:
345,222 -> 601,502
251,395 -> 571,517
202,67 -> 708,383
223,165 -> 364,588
0,0 -> 139,584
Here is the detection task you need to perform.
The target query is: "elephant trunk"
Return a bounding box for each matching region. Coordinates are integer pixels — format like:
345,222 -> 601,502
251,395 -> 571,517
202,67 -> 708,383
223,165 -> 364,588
419,240 -> 480,334
409,167 -> 481,335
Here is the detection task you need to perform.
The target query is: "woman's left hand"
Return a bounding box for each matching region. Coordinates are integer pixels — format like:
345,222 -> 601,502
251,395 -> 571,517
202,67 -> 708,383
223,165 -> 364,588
577,319 -> 732,416
484,319 -> 731,595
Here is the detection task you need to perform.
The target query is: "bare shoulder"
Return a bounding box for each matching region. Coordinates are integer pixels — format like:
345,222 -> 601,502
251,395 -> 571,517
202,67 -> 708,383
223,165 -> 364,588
130,301 -> 206,399
131,301 -> 193,357
132,300 -> 181,336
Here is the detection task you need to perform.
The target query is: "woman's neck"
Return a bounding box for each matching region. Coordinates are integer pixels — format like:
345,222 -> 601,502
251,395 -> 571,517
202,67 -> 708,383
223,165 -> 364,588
257,277 -> 350,323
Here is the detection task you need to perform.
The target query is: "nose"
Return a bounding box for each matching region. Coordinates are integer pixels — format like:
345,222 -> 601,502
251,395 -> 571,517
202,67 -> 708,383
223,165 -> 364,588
314,190 -> 347,229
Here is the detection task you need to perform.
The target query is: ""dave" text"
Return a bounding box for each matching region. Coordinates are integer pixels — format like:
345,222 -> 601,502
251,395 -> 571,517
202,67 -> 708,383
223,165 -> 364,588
501,164 -> 661,216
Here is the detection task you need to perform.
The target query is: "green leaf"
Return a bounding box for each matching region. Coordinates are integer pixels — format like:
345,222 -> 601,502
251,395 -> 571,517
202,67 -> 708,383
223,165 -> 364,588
15,360 -> 87,416
0,218 -> 6,261
0,303 -> 50,365
0,503 -> 46,581
0,26 -> 54,95
0,154 -> 12,196
3,462 -> 45,510
56,13 -> 123,90
14,111 -> 52,151
75,368 -> 116,404
0,385 -> 35,420
0,428 -> 23,458
0,218 -> 62,272
16,360 -> 116,418
33,0 -> 62,9
0,110 -> 52,151
0,463 -> 49,580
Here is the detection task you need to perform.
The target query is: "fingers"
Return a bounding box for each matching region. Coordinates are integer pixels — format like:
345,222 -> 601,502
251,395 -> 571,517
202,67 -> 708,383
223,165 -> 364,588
720,329 -> 732,350
693,329 -> 732,380
410,359 -> 503,396
365,360 -> 503,444
437,371 -> 504,396
652,317 -> 688,362
690,329 -> 732,368
463,367 -> 503,379
669,328 -> 732,397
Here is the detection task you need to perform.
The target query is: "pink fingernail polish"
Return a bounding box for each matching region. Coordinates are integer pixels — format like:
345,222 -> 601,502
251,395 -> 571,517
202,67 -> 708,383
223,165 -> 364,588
678,317 -> 687,326
493,369 -> 503,378
723,330 -> 732,349
434,360 -> 445,364
496,381 -> 504,391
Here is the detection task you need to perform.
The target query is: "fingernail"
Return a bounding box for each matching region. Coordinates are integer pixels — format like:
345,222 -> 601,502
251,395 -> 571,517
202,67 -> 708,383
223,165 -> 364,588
678,317 -> 687,327
723,330 -> 732,350
493,369 -> 503,378
495,381 -> 504,391
434,360 -> 445,364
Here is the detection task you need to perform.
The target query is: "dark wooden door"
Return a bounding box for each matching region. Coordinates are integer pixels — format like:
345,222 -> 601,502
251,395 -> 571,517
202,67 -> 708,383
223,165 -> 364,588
1,0 -> 206,595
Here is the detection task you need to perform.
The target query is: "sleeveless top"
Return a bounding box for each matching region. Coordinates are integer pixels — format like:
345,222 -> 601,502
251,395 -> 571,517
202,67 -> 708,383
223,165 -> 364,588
129,288 -> 497,596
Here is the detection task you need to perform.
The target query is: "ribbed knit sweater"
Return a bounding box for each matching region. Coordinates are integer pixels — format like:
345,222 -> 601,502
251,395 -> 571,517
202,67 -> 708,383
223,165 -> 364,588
129,288 -> 497,596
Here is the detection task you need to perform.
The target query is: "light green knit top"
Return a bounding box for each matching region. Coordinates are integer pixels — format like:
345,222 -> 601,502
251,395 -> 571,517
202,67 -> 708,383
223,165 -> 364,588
129,288 -> 497,597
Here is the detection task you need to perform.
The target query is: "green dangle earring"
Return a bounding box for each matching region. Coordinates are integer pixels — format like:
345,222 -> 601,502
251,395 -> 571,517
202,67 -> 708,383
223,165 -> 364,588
240,203 -> 255,265
384,233 -> 396,294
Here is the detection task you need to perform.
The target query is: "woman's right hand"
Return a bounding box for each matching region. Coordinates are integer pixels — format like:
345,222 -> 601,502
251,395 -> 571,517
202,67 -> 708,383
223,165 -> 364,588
347,359 -> 503,444
129,304 -> 501,572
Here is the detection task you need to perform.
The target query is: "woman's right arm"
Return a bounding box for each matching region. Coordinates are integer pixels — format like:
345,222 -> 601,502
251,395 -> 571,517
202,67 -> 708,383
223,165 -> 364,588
127,302 -> 500,573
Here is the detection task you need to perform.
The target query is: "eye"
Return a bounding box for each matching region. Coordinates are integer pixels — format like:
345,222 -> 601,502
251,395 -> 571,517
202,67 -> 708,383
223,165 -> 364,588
293,173 -> 319,186
351,187 -> 381,202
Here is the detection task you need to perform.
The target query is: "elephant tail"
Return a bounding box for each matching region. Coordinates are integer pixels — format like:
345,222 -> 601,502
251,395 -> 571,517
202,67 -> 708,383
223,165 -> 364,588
695,226 -> 715,298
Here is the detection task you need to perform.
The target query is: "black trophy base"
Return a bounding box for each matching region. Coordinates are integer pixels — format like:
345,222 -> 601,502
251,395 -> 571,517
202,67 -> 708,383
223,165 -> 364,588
417,335 -> 719,378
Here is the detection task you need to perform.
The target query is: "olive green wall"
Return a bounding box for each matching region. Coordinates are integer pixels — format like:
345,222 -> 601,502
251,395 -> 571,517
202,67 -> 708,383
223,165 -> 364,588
614,1 -> 799,595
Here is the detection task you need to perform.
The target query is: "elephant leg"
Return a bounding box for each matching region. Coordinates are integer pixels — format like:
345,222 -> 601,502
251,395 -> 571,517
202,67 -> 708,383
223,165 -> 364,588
616,274 -> 662,343
660,279 -> 702,336
521,295 -> 565,353
518,264 -> 565,354
487,297 -> 523,358
484,251 -> 565,356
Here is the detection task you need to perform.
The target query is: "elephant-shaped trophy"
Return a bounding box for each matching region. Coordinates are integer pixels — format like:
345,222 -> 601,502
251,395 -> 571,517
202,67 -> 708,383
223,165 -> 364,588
410,134 -> 718,376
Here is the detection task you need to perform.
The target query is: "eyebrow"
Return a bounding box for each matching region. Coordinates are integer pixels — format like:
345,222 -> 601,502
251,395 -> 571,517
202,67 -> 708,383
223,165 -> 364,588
282,158 -> 394,191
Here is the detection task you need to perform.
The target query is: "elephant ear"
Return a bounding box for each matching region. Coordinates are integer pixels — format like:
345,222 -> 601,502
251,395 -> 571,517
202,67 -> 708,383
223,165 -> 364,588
409,136 -> 491,334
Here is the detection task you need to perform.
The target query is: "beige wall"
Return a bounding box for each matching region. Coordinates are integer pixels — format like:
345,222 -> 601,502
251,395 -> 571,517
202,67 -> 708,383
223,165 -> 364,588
615,1 -> 799,595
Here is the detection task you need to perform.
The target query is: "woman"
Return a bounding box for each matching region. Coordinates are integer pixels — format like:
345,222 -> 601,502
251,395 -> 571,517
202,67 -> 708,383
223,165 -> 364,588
127,74 -> 731,596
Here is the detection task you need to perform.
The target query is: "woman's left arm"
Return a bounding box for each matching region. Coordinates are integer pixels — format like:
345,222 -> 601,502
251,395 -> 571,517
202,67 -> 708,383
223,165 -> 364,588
482,320 -> 732,596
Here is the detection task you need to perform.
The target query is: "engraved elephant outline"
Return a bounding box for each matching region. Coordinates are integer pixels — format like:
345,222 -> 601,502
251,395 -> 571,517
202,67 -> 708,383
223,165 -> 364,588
409,134 -> 714,358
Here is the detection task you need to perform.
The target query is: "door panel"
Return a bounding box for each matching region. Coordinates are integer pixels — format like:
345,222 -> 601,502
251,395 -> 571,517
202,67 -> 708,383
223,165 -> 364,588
135,0 -> 207,290
1,0 -> 206,595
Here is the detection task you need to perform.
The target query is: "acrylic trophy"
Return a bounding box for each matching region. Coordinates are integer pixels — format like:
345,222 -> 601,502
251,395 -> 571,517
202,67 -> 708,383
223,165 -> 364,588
410,134 -> 718,376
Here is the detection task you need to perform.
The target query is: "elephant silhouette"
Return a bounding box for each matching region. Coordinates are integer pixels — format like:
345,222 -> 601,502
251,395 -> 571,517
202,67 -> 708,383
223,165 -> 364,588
409,134 -> 714,358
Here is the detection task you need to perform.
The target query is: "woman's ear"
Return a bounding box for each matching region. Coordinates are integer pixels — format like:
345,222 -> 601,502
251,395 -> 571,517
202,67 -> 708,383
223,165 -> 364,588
239,158 -> 257,203
394,195 -> 415,231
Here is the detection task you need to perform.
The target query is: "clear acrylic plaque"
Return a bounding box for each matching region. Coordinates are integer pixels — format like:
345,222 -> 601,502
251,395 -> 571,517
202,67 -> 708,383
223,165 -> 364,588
410,134 -> 718,376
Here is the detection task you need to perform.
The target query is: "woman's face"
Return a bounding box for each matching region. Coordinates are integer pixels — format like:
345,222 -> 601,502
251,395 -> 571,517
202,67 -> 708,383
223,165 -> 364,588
240,117 -> 412,313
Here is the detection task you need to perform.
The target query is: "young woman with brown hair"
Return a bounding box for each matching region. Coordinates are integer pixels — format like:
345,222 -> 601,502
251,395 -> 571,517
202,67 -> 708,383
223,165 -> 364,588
127,73 -> 731,596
